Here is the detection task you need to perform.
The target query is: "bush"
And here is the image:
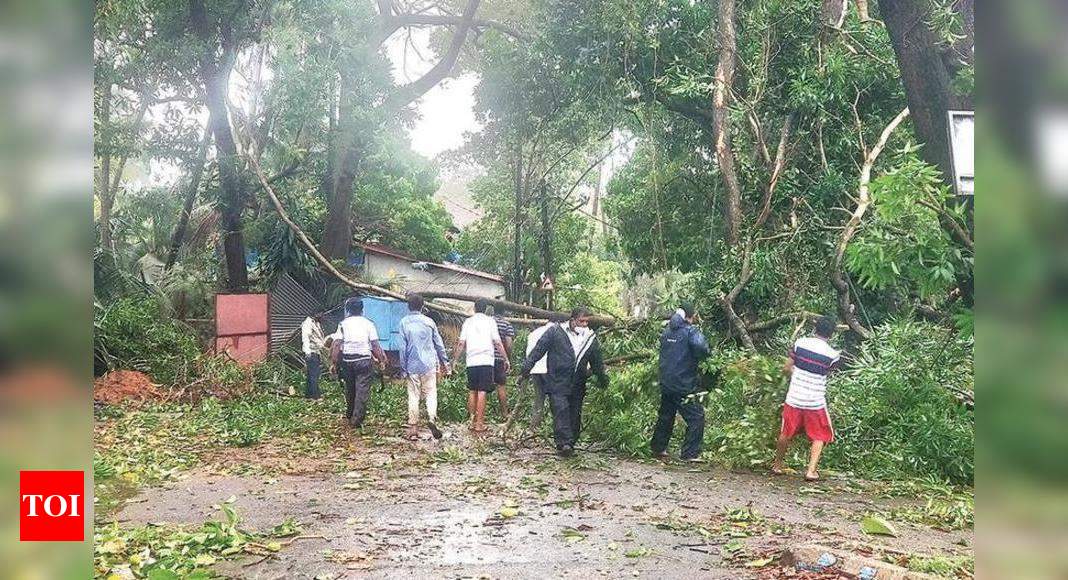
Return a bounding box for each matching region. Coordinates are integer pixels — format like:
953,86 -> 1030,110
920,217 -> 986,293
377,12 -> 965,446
95,296 -> 202,385
582,318 -> 973,484
824,319 -> 974,483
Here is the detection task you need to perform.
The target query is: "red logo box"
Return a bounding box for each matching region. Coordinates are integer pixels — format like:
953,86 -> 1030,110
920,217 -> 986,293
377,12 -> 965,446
20,470 -> 85,542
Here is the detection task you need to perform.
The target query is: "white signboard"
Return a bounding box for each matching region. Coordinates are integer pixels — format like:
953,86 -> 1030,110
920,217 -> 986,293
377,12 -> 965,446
947,110 -> 974,196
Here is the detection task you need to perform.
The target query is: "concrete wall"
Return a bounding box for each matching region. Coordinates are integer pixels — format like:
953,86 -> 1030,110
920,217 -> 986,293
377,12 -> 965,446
363,253 -> 506,314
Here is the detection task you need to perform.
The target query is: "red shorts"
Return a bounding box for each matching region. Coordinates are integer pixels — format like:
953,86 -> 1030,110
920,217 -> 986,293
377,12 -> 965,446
780,404 -> 834,443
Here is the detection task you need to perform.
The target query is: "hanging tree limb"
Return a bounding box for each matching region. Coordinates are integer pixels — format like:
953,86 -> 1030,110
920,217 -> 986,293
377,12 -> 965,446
831,107 -> 910,340
243,142 -> 614,327
416,291 -> 620,328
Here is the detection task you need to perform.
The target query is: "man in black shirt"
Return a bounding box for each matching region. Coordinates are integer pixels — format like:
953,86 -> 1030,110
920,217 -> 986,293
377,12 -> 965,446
520,307 -> 608,456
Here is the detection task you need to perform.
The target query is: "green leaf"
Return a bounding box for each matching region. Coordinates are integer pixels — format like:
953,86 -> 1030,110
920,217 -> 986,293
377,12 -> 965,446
861,515 -> 899,537
499,506 -> 519,518
146,569 -> 180,580
561,528 -> 586,543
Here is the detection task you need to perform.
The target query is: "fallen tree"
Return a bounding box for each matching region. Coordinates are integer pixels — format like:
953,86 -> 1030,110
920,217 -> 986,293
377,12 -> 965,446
244,145 -> 596,327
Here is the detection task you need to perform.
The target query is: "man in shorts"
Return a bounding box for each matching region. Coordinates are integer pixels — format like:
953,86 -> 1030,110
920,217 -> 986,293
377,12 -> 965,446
491,306 -> 516,420
456,299 -> 509,433
772,316 -> 841,481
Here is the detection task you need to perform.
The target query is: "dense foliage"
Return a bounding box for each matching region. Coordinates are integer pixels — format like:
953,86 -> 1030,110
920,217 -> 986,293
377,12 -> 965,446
94,0 -> 974,490
581,318 -> 973,485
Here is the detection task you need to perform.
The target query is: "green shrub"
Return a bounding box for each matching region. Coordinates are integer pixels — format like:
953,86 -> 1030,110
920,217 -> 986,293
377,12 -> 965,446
95,296 -> 202,385
824,319 -> 974,483
581,318 -> 973,484
702,352 -> 787,468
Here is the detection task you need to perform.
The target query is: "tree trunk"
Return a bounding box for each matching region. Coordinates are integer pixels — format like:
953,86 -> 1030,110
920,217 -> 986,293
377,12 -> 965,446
822,0 -> 848,28
854,0 -> 871,21
881,0 -> 973,307
97,80 -> 114,253
538,180 -> 554,310
712,0 -> 742,246
879,0 -> 972,181
321,76 -> 361,261
190,0 -> 248,291
165,123 -> 213,270
511,146 -> 525,301
322,0 -> 484,262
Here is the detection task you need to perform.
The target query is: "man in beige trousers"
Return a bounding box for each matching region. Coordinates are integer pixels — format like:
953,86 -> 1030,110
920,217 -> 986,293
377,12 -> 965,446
396,294 -> 451,439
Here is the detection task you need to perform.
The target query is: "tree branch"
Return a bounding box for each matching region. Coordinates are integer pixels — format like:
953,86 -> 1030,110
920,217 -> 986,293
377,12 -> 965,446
917,198 -> 974,251
831,107 -> 910,340
390,13 -> 527,40
753,111 -> 797,230
377,0 -> 482,111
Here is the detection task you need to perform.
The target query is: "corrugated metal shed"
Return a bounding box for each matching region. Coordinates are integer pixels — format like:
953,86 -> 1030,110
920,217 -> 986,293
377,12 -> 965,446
268,273 -> 324,353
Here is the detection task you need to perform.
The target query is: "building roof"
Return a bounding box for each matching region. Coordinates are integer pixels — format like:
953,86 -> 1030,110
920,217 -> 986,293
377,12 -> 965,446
359,243 -> 505,284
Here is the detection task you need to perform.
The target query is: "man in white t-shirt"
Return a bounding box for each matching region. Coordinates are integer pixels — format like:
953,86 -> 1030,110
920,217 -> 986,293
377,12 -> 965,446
456,298 -> 508,433
328,297 -> 388,427
525,314 -> 563,431
772,316 -> 841,481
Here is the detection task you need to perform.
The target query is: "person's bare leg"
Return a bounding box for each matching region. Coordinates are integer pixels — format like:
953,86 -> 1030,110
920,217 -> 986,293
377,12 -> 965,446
467,391 -> 476,429
772,436 -> 790,473
806,440 -> 825,479
496,385 -> 509,420
474,392 -> 487,431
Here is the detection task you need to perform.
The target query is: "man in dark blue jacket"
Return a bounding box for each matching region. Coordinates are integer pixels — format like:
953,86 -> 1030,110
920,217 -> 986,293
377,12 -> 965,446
651,302 -> 711,461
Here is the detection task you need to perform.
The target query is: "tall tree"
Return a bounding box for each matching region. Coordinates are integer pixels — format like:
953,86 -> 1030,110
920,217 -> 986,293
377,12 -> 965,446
712,0 -> 742,246
879,0 -> 973,182
188,0 -> 254,290
320,0 -> 487,260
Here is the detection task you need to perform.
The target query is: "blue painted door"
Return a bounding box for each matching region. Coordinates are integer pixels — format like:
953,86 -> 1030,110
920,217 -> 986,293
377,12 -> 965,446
361,297 -> 407,351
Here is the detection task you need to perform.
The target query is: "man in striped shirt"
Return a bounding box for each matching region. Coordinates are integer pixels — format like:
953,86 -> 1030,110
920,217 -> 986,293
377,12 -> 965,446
491,307 -> 516,420
772,316 -> 841,481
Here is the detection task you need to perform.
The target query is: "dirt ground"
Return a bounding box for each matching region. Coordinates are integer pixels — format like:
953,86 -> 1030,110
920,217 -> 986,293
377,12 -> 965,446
111,423 -> 972,580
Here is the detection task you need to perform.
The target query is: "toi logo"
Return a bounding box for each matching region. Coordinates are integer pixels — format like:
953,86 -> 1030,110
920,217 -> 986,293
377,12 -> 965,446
20,470 -> 85,542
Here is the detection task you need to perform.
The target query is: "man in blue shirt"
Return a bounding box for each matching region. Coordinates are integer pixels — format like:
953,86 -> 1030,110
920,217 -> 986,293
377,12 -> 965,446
397,293 -> 451,440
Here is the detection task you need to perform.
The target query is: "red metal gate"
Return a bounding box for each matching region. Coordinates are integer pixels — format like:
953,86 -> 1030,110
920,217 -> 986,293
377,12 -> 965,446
214,293 -> 270,365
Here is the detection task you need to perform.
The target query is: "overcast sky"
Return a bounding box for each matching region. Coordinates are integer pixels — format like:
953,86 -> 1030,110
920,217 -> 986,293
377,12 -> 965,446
385,30 -> 481,163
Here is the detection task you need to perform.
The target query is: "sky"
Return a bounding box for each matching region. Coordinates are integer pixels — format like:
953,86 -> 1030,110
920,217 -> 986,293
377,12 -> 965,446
385,29 -> 482,164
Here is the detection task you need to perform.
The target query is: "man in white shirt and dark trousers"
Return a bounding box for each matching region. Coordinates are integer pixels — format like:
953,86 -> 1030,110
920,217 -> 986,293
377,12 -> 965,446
328,298 -> 388,428
772,316 -> 841,481
456,299 -> 509,433
526,313 -> 565,431
520,307 -> 607,457
300,313 -> 327,400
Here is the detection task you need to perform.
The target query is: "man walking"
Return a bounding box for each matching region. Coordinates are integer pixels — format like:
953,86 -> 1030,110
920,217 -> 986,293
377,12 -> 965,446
650,303 -> 710,462
300,313 -> 327,400
521,307 -> 606,457
564,307 -> 609,445
492,306 -> 516,420
397,293 -> 451,440
328,298 -> 388,428
526,314 -> 561,431
456,298 -> 508,433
